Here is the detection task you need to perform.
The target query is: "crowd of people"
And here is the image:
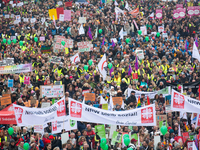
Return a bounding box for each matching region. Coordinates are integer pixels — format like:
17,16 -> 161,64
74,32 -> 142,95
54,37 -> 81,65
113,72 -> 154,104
0,0 -> 200,149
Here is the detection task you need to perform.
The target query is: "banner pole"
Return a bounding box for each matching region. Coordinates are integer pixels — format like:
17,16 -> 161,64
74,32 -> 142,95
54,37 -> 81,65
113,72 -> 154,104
63,119 -> 64,133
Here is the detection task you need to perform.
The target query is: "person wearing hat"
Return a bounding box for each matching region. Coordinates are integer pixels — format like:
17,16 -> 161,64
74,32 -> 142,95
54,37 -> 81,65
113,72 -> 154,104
157,74 -> 166,87
8,139 -> 18,150
126,91 -> 136,108
114,73 -> 121,86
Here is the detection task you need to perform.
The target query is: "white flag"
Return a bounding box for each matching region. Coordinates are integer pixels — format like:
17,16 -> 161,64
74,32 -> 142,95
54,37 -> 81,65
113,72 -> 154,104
79,24 -> 85,35
125,1 -> 129,11
178,124 -> 181,136
192,41 -> 200,62
70,53 -> 80,64
149,12 -> 154,19
114,0 -> 118,5
192,141 -> 198,150
100,96 -> 107,104
98,54 -> 107,80
95,27 -> 98,38
119,28 -> 124,39
109,96 -> 114,111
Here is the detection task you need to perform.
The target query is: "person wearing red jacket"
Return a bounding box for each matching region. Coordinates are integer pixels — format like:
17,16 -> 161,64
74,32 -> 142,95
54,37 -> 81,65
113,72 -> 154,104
86,124 -> 95,149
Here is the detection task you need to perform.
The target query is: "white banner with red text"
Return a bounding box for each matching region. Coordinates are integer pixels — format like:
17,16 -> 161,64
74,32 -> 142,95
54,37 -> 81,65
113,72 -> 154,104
171,89 -> 200,113
69,98 -> 156,126
13,97 -> 66,126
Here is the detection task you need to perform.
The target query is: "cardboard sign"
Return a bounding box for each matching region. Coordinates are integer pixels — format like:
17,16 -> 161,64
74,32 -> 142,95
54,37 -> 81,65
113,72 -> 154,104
40,85 -> 65,98
65,2 -> 72,7
77,41 -> 91,52
78,17 -> 86,24
61,132 -> 69,144
112,97 -> 123,106
102,103 -> 108,110
156,115 -> 167,126
84,93 -> 95,101
1,96 -> 11,106
59,14 -> 64,21
24,76 -> 30,84
34,125 -> 43,133
136,49 -> 144,60
158,25 -> 164,33
41,102 -> 51,108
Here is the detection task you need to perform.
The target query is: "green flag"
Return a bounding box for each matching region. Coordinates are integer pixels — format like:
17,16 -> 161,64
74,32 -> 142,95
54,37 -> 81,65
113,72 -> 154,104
111,131 -> 122,145
95,125 -> 106,139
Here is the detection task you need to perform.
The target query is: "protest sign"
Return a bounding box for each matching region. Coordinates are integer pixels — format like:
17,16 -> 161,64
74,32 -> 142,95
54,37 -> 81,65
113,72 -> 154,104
179,8 -> 186,18
154,136 -> 160,149
156,9 -> 162,19
111,131 -> 122,145
194,6 -> 200,16
54,36 -> 73,52
69,98 -> 156,126
13,97 -> 66,126
182,132 -> 189,143
176,4 -> 183,8
0,64 -> 32,74
11,88 -> 17,93
41,46 -> 51,53
78,17 -> 86,23
158,25 -> 164,33
112,97 -> 123,106
77,41 -> 92,52
59,14 -> 64,21
49,9 -> 58,20
40,85 -> 64,98
8,79 -> 13,87
132,73 -> 138,81
95,125 -> 106,139
84,93 -> 95,101
41,102 -> 51,108
0,58 -> 14,66
188,7 -> 195,16
57,1 -> 63,5
102,103 -> 108,110
5,14 -> 9,18
40,37 -> 45,41
156,115 -> 167,127
34,125 -> 44,133
171,89 -> 200,113
24,77 -> 30,85
128,87 -> 170,98
136,49 -> 144,60
129,8 -> 139,17
30,18 -> 36,24
64,10 -> 71,21
173,9 -> 179,19
1,95 -> 11,106
65,1 -> 72,7
56,7 -> 64,19
140,26 -> 147,35
52,116 -> 77,134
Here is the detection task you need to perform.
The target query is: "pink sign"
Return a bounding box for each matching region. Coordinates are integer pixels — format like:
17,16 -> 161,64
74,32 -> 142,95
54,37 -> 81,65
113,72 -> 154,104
40,36 -> 45,41
156,9 -> 162,19
24,77 -> 30,85
188,7 -> 195,16
179,8 -> 186,18
173,9 -> 180,19
176,4 -> 183,8
64,10 -> 71,21
194,6 -> 200,16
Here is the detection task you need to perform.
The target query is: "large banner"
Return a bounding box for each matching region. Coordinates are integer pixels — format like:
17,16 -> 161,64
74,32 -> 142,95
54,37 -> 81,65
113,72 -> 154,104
13,97 -> 66,126
0,64 -> 32,74
128,87 -> 170,99
171,90 -> 200,113
69,98 -> 156,126
166,81 -> 200,94
52,116 -> 77,134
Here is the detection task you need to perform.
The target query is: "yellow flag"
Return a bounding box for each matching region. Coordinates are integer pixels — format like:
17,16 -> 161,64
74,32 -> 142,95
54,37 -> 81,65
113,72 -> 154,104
65,48 -> 69,54
49,9 -> 58,20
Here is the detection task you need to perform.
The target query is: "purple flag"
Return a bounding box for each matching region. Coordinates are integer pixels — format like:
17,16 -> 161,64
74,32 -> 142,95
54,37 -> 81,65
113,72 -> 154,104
185,40 -> 188,52
135,56 -> 139,71
102,37 -> 105,45
88,26 -> 93,40
100,0 -> 102,5
195,38 -> 198,47
112,40 -> 115,48
109,67 -> 113,77
128,64 -> 132,76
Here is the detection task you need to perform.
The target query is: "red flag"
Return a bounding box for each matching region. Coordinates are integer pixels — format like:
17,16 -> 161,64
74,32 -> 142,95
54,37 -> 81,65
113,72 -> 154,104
147,96 -> 150,105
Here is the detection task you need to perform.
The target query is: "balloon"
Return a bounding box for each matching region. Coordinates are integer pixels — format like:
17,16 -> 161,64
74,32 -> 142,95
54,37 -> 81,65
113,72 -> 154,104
127,148 -> 133,150
23,143 -> 29,150
126,38 -> 130,44
160,126 -> 167,135
61,41 -> 65,46
99,29 -> 102,34
88,60 -> 93,66
138,30 -> 142,35
156,32 -> 160,37
108,63 -> 113,69
3,39 -> 6,44
8,127 -> 14,135
102,144 -> 108,150
123,134 -> 129,139
145,36 -> 149,42
84,65 -> 88,71
100,138 -> 107,145
124,137 -> 130,146
12,39 -> 17,44
19,41 -> 23,46
34,37 -> 38,42
7,40 -> 11,45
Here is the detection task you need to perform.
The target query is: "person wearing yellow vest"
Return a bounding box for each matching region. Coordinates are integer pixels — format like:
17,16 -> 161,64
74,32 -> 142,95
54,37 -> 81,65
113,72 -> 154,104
122,74 -> 130,85
19,73 -> 25,85
114,73 -> 121,86
54,76 -> 63,85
